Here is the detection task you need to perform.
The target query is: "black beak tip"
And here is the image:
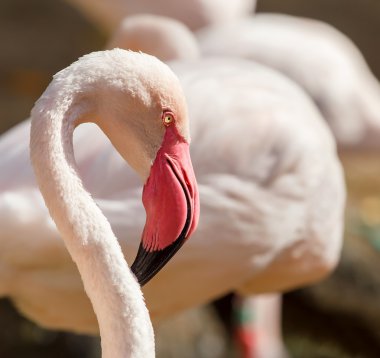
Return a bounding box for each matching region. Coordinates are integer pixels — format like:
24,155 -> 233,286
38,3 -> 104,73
130,244 -> 155,286
131,237 -> 187,286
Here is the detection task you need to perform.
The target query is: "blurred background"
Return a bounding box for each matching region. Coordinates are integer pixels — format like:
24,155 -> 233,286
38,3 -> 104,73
1,0 -> 380,357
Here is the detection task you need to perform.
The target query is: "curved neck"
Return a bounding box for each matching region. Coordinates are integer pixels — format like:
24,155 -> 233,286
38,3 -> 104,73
30,91 -> 154,357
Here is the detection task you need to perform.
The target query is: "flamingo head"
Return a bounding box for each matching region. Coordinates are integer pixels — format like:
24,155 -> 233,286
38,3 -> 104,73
131,109 -> 199,286
93,51 -> 199,286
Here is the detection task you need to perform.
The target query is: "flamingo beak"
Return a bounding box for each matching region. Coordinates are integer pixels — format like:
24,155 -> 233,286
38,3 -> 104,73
131,125 -> 199,286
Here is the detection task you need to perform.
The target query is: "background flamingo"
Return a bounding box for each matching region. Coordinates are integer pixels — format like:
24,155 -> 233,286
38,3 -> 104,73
195,10 -> 380,355
112,4 -> 378,353
103,8 -> 380,355
107,14 -> 353,357
197,13 -> 380,151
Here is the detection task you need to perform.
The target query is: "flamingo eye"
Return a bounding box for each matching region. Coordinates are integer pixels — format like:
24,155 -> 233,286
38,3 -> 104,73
162,111 -> 175,126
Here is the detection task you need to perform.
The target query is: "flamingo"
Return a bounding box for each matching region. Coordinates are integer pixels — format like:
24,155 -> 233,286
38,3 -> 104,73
197,13 -> 380,151
0,16 -> 345,349
195,12 -> 380,356
64,0 -> 256,33
28,48 -> 199,357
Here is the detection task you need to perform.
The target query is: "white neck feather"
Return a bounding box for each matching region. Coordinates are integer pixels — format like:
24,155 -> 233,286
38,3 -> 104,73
30,52 -> 155,358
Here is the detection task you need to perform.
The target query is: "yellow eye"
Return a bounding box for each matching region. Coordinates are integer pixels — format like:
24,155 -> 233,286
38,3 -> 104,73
162,111 -> 175,126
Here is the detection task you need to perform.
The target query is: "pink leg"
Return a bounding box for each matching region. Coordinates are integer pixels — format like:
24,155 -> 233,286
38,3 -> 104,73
234,294 -> 288,358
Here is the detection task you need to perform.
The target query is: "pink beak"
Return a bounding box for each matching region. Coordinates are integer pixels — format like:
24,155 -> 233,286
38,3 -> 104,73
131,125 -> 199,286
